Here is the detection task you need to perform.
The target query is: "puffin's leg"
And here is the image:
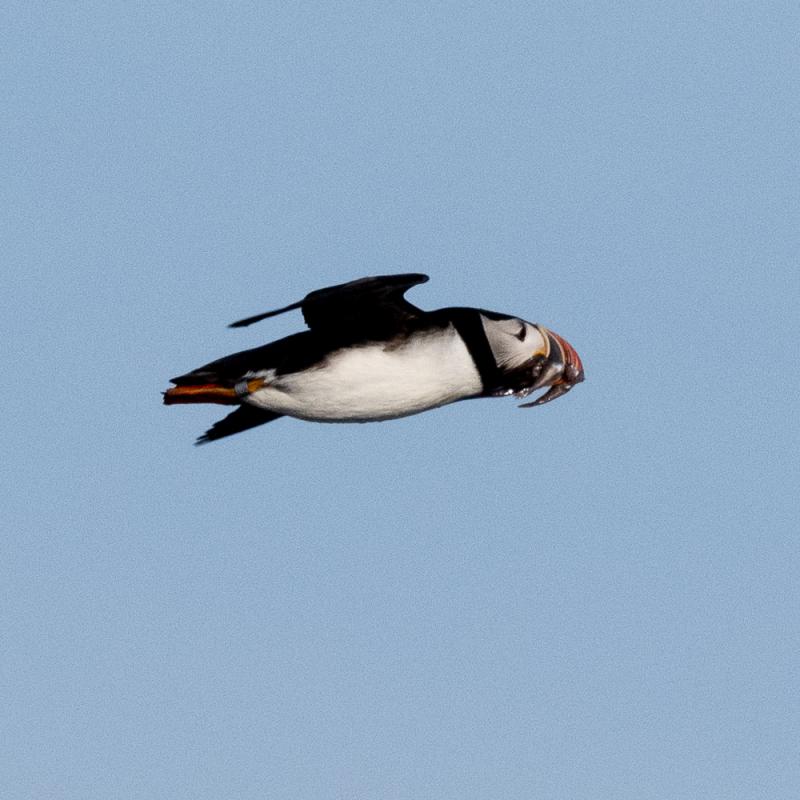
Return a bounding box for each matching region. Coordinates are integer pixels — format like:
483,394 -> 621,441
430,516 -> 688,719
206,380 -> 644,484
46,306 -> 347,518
163,378 -> 265,406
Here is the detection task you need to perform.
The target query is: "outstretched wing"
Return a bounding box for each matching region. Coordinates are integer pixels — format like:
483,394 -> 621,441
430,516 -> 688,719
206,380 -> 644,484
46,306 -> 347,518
196,405 -> 283,445
228,273 -> 429,336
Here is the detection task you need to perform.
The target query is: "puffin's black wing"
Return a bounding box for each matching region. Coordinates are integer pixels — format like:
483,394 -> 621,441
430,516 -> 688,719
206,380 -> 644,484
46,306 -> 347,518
228,273 -> 429,335
196,405 -> 283,445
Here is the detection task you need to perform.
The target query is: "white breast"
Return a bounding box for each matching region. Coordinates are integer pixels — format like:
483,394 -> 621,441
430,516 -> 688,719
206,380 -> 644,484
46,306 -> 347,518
247,326 -> 482,421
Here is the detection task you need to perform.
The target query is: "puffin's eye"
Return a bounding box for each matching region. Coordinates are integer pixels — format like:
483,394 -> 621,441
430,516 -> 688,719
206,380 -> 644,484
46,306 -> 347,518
515,325 -> 527,341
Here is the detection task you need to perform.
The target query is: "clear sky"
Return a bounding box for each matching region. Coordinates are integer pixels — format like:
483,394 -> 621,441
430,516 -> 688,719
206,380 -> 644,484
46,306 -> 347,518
3,3 -> 798,799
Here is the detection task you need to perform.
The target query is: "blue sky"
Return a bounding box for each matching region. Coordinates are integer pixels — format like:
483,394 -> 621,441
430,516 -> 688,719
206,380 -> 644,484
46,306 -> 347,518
3,3 -> 798,798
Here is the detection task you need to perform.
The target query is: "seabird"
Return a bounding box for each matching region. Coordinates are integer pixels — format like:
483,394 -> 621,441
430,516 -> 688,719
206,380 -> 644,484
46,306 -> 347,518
164,274 -> 584,444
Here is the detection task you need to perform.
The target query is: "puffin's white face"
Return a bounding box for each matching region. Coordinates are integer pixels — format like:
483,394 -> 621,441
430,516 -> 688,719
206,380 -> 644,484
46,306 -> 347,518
480,314 -> 547,369
479,312 -> 585,406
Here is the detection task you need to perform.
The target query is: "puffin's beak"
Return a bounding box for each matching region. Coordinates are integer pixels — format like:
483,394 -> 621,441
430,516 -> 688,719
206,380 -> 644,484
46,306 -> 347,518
519,326 -> 585,407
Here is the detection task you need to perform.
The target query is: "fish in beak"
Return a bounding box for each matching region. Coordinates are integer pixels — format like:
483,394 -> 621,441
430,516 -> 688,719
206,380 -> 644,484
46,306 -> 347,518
517,326 -> 585,407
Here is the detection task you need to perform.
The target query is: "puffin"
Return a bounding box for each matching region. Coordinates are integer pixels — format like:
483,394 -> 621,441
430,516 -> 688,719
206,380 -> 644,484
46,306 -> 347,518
163,274 -> 584,444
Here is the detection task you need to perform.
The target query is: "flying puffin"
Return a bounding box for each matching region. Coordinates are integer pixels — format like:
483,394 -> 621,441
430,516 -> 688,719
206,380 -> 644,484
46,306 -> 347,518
164,274 -> 584,444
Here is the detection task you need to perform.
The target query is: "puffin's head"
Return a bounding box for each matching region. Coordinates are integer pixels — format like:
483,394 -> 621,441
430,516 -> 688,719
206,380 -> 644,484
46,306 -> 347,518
480,313 -> 585,407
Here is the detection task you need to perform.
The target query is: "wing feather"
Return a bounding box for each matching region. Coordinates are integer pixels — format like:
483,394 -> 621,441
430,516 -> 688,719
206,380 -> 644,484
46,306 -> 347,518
196,405 -> 283,445
228,273 -> 429,336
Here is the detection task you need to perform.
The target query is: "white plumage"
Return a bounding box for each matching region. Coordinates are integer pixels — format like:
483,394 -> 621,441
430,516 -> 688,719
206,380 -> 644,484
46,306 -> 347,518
247,325 -> 482,421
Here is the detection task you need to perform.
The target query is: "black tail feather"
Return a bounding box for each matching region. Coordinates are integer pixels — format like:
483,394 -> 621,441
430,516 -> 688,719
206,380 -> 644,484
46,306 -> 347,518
196,405 -> 283,445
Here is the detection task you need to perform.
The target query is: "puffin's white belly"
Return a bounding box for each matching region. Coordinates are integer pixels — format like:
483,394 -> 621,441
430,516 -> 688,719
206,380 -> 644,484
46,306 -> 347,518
247,327 -> 482,421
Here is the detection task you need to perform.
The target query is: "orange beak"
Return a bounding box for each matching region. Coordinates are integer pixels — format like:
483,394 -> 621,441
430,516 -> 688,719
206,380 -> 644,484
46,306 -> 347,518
518,326 -> 585,407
